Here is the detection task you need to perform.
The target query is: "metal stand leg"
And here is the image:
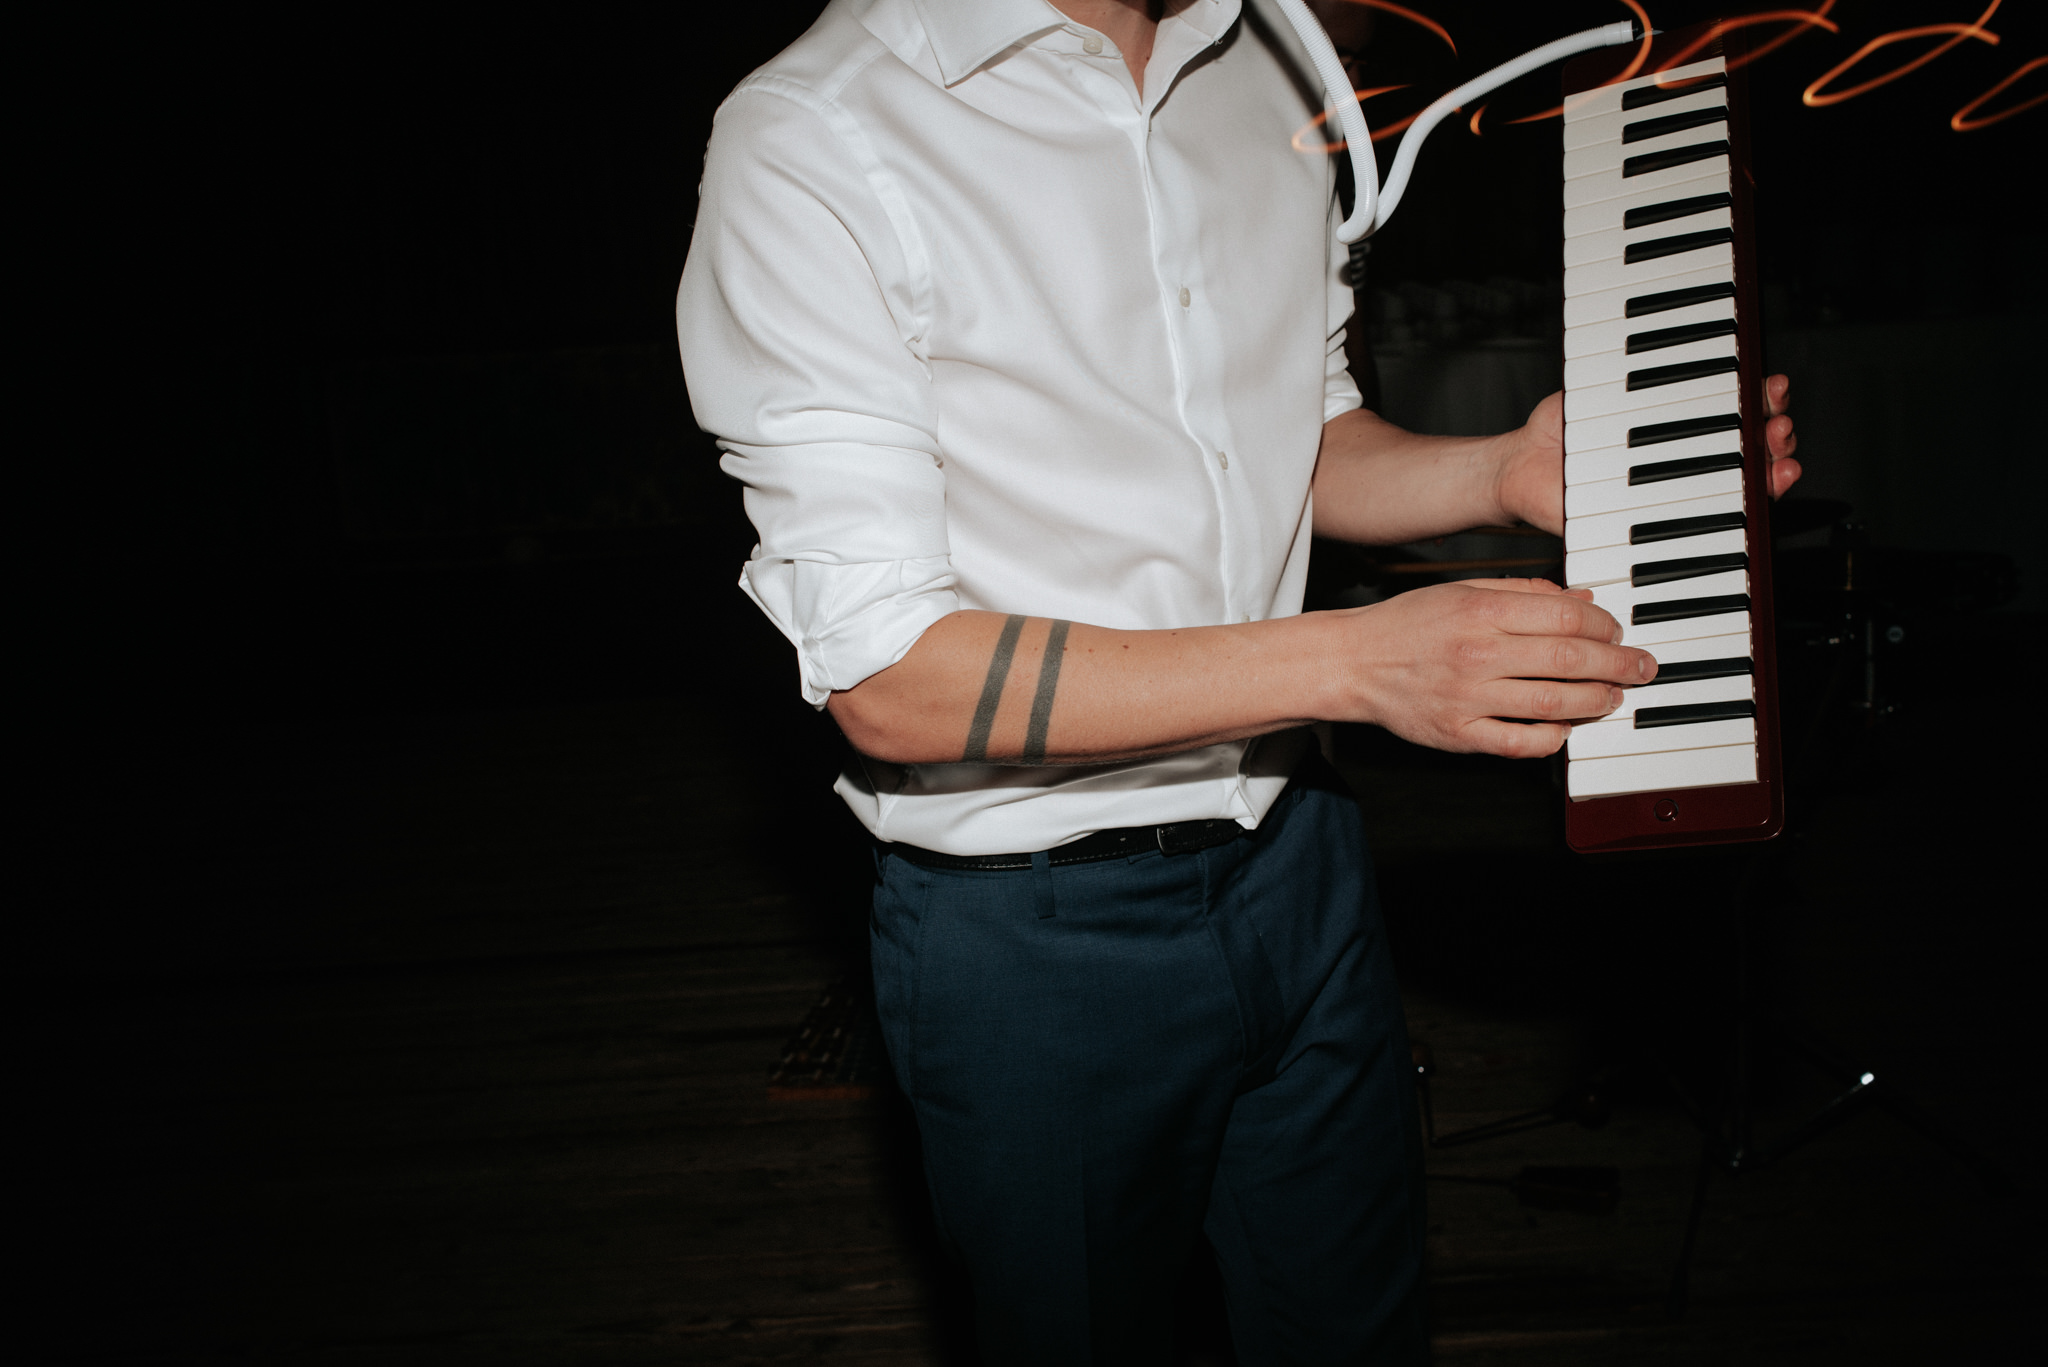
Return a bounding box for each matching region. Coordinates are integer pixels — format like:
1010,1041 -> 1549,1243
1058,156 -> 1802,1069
1666,1138 -> 1717,1319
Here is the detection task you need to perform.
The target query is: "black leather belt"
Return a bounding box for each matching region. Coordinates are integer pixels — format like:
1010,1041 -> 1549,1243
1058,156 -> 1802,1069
885,817 -> 1250,872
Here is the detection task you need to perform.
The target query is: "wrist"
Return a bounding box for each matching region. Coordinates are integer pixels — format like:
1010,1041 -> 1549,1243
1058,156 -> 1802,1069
1485,425 -> 1536,527
1288,607 -> 1374,728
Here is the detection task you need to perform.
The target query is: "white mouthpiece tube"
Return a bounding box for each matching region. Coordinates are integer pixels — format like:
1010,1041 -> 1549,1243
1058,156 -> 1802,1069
1272,0 -> 1379,241
1372,20 -> 1639,233
1271,4 -> 1641,244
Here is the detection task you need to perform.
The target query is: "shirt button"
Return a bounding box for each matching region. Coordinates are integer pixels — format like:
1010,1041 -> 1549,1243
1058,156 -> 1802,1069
1083,35 -> 1104,55
1216,451 -> 1230,470
1178,286 -> 1191,308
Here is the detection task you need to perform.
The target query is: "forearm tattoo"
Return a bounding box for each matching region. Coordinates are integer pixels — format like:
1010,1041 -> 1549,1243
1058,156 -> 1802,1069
963,614 -> 1026,762
1022,620 -> 1071,764
961,616 -> 1072,763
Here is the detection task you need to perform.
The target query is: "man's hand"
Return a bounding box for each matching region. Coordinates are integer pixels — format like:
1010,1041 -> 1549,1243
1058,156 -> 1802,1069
1496,374 -> 1805,534
1330,577 -> 1656,758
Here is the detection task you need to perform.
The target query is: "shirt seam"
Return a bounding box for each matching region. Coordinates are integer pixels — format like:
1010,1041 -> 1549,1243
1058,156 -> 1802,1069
730,66 -> 937,366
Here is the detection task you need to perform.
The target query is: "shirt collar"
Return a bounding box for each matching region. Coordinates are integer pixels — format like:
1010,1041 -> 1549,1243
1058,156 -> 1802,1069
909,0 -> 1242,87
909,0 -> 1067,86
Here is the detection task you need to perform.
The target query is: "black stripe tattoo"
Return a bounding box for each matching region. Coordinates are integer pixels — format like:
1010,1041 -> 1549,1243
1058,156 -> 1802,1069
1021,620 -> 1071,765
963,614 -> 1026,762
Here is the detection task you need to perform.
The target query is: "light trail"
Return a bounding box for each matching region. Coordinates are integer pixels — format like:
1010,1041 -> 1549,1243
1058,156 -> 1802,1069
1802,1 -> 2001,107
1652,6 -> 1841,80
1335,0 -> 1457,57
1951,53 -> 2047,129
1291,86 -> 1415,152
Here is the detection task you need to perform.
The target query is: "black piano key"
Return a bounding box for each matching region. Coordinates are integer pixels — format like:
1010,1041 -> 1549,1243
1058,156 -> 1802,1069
1623,140 -> 1728,178
1631,510 -> 1745,544
1623,105 -> 1729,144
1633,551 -> 1747,587
1624,227 -> 1735,265
1649,656 -> 1752,684
1627,318 -> 1737,353
1623,191 -> 1732,230
1634,698 -> 1756,729
1626,281 -> 1735,318
1628,413 -> 1741,447
1632,593 -> 1750,625
1623,73 -> 1727,110
1629,452 -> 1743,485
1627,355 -> 1739,391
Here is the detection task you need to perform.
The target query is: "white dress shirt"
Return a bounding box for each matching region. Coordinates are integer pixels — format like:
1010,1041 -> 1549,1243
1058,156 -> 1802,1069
677,0 -> 1360,855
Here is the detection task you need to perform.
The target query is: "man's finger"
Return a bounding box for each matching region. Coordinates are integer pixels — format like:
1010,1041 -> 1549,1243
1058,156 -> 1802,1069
1462,718 -> 1571,760
1769,455 -> 1803,499
1487,634 -> 1657,685
1480,678 -> 1625,723
1765,373 -> 1790,416
1766,413 -> 1796,460
1475,585 -> 1624,643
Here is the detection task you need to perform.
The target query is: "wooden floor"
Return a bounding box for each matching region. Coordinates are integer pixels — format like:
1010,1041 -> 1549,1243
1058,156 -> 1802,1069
39,610 -> 2043,1364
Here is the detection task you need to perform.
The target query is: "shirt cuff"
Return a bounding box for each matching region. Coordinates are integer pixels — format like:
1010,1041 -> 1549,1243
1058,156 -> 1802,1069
739,555 -> 959,707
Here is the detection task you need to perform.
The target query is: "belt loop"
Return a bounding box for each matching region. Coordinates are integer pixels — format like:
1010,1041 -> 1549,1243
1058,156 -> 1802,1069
1030,849 -> 1056,919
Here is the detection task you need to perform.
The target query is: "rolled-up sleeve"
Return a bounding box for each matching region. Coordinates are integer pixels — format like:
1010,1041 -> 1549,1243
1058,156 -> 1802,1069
677,76 -> 955,707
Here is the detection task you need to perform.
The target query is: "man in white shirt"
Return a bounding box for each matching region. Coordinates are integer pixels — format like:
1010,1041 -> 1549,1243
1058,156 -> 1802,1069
678,1 -> 1799,1360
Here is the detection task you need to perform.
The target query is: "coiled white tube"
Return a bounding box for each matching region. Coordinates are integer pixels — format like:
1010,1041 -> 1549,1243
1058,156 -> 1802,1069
1270,3 -> 1642,243
1271,0 -> 1380,240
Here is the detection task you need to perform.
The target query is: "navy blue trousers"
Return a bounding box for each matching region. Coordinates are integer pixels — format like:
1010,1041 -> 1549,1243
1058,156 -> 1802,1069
871,760 -> 1425,1365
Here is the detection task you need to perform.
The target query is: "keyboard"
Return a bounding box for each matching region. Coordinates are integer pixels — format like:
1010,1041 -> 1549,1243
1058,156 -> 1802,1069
1558,28 -> 1784,853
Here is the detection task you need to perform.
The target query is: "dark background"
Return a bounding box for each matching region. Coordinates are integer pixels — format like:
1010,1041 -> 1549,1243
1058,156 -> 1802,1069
36,2 -> 2044,1361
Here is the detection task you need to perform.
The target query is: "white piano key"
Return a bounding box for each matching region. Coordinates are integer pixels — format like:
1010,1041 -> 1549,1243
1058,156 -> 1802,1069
1568,715 -> 1754,761
1565,151 -> 1730,210
1647,630 -> 1752,667
1564,207 -> 1734,270
1565,295 -> 1736,359
1568,742 -> 1755,799
1565,165 -> 1728,239
1564,261 -> 1734,329
1590,567 -> 1747,620
1567,428 -> 1746,485
1609,669 -> 1754,722
1561,57 -> 1728,122
1566,528 -> 1747,589
1623,609 -> 1751,649
1566,387 -> 1742,456
1564,348 -> 1629,392
1566,364 -> 1736,423
1562,86 -> 1729,153
1567,241 -> 1733,300
1566,468 -> 1743,517
1565,489 -> 1745,552
1564,118 -> 1732,183
1565,333 -> 1736,390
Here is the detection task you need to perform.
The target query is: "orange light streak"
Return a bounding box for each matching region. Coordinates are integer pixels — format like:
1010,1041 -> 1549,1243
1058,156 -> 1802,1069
1802,1 -> 2000,107
1469,103 -> 1487,135
1651,8 -> 1841,87
1335,0 -> 1457,58
1506,0 -> 1654,125
1291,86 -> 1417,153
1951,53 -> 2047,130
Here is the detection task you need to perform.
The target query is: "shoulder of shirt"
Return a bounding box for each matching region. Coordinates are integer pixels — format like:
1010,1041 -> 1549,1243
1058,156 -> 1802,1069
719,0 -> 935,124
